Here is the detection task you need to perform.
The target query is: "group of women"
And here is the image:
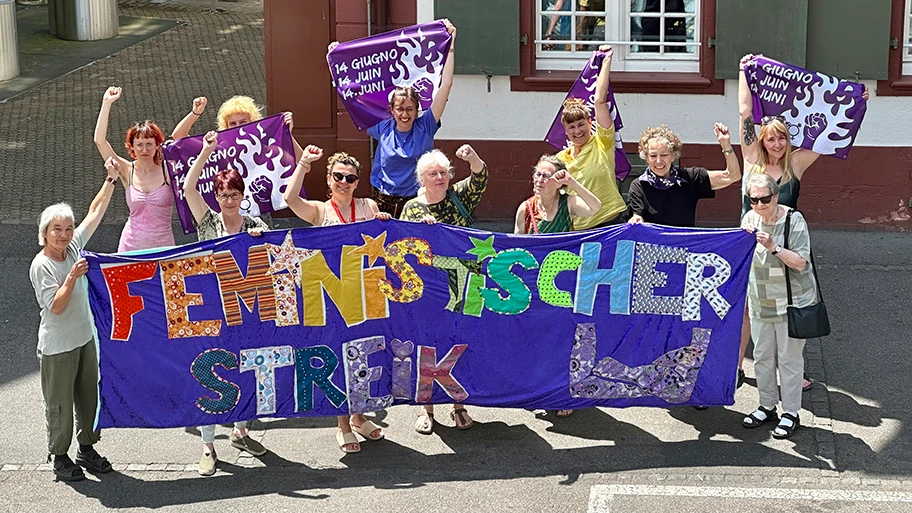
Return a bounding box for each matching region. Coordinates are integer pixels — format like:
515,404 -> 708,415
29,20 -> 864,480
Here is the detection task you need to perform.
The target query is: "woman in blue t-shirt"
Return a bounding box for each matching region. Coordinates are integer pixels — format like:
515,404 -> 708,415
329,19 -> 457,217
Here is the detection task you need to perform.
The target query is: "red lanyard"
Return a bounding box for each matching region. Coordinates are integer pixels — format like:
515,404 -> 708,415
331,199 -> 356,224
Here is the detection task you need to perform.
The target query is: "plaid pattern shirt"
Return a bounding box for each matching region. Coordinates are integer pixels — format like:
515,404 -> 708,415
742,207 -> 818,322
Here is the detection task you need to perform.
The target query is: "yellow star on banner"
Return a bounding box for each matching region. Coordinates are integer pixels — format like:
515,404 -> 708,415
348,231 -> 388,266
265,231 -> 317,287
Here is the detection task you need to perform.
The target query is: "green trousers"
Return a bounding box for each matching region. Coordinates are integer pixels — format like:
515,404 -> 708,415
39,341 -> 101,456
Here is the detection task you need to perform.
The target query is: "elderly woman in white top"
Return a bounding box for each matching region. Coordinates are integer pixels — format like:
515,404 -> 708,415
29,158 -> 121,482
740,173 -> 818,439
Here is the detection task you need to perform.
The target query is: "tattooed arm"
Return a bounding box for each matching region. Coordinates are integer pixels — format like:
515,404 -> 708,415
738,54 -> 760,164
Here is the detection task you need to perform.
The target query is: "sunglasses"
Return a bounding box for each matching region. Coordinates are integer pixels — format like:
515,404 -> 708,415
748,194 -> 774,205
760,115 -> 786,126
331,172 -> 358,184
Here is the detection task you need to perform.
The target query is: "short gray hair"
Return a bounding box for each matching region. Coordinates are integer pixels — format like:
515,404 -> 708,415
415,149 -> 455,186
37,203 -> 75,246
745,173 -> 779,198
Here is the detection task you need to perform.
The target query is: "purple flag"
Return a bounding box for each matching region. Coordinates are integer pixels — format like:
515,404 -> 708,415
162,114 -> 298,234
328,21 -> 453,131
544,52 -> 632,180
744,55 -> 867,160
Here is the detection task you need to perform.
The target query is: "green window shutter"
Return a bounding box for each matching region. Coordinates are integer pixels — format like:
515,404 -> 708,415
806,0 -> 891,80
433,0 -> 519,75
713,0 -> 809,79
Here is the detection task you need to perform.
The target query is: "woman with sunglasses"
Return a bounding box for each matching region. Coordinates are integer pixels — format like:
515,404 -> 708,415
735,54 -> 869,389
183,130 -> 270,475
740,173 -> 818,439
283,147 -> 390,454
93,87 -> 175,252
515,154 -> 602,235
627,123 -> 740,227
514,154 -> 601,418
327,19 -> 456,218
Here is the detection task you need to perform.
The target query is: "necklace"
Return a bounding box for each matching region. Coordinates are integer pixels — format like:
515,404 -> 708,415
331,198 -> 356,224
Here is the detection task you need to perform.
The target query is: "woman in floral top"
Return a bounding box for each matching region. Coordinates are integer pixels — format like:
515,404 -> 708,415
400,144 -> 488,227
399,144 -> 488,434
183,130 -> 268,476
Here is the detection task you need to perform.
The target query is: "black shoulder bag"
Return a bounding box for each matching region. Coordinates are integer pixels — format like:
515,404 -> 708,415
783,209 -> 830,339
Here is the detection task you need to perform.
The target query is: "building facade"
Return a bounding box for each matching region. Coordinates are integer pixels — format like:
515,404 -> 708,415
266,0 -> 912,230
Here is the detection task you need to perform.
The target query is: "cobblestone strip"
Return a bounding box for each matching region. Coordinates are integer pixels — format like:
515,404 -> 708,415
804,335 -> 838,474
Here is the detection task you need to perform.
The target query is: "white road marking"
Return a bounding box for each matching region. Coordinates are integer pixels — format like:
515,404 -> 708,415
588,485 -> 912,512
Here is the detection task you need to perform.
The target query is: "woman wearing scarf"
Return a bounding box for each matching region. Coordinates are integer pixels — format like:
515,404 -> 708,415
627,123 -> 740,227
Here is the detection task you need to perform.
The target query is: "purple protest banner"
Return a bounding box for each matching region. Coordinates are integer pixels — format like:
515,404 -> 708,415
544,52 -> 632,180
162,114 -> 298,234
327,21 -> 452,131
744,55 -> 867,160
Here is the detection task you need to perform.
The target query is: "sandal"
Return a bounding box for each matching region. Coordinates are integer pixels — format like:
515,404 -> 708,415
773,413 -> 800,439
414,411 -> 434,435
335,430 -> 361,453
742,405 -> 778,428
802,372 -> 813,392
52,455 -> 86,482
737,368 -> 746,389
75,448 -> 113,474
451,407 -> 473,430
556,409 -> 574,418
351,419 -> 384,441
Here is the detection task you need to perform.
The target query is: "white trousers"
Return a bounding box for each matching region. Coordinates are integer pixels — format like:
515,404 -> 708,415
751,319 -> 806,415
200,421 -> 247,445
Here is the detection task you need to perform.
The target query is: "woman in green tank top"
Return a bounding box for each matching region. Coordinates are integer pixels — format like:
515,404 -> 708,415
514,154 -> 602,417
514,155 -> 602,235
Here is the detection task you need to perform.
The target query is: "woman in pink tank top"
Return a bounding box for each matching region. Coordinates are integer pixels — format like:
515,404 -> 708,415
93,87 -> 176,252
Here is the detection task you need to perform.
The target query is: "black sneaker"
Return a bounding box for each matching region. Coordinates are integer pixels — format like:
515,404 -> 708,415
53,455 -> 86,482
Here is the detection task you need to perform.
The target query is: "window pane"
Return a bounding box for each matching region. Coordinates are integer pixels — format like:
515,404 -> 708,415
541,0 -> 575,52
630,0 -> 693,14
575,15 -> 607,51
630,15 -> 694,54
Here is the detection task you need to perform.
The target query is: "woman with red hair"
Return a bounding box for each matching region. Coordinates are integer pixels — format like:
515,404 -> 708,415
93,87 -> 175,252
182,130 -> 269,476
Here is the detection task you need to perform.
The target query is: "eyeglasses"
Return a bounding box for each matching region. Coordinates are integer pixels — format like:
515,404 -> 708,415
532,171 -> 554,180
760,115 -> 786,126
393,107 -> 416,115
216,192 -> 242,201
331,172 -> 359,184
748,194 -> 774,205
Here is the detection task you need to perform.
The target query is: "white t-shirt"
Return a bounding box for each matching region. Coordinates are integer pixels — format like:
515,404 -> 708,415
29,226 -> 94,356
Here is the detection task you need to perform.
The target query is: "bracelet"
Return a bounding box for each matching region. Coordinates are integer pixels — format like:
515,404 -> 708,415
191,110 -> 203,116
105,176 -> 117,185
722,148 -> 734,156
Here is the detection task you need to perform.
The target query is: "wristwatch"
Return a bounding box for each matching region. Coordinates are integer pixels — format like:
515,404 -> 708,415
771,245 -> 782,255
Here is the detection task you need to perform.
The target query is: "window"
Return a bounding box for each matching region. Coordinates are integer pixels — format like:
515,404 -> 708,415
904,0 -> 912,74
537,0 -> 700,72
514,0 -> 721,94
877,0 -> 912,95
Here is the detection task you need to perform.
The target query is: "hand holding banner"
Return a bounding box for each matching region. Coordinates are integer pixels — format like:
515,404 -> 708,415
743,55 -> 867,160
162,114 -> 298,234
544,51 -> 632,180
327,21 -> 453,131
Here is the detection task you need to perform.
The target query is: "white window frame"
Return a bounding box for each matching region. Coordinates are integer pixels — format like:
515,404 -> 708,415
535,0 -> 700,72
904,0 -> 912,75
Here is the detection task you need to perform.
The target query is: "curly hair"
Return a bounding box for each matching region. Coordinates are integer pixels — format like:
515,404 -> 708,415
560,97 -> 591,125
638,124 -> 683,161
326,152 -> 361,175
217,95 -> 263,130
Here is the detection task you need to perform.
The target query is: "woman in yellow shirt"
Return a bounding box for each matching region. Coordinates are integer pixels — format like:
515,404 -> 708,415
557,45 -> 627,230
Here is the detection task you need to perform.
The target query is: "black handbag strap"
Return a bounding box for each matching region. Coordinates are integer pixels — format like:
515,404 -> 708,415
783,208 -> 824,306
